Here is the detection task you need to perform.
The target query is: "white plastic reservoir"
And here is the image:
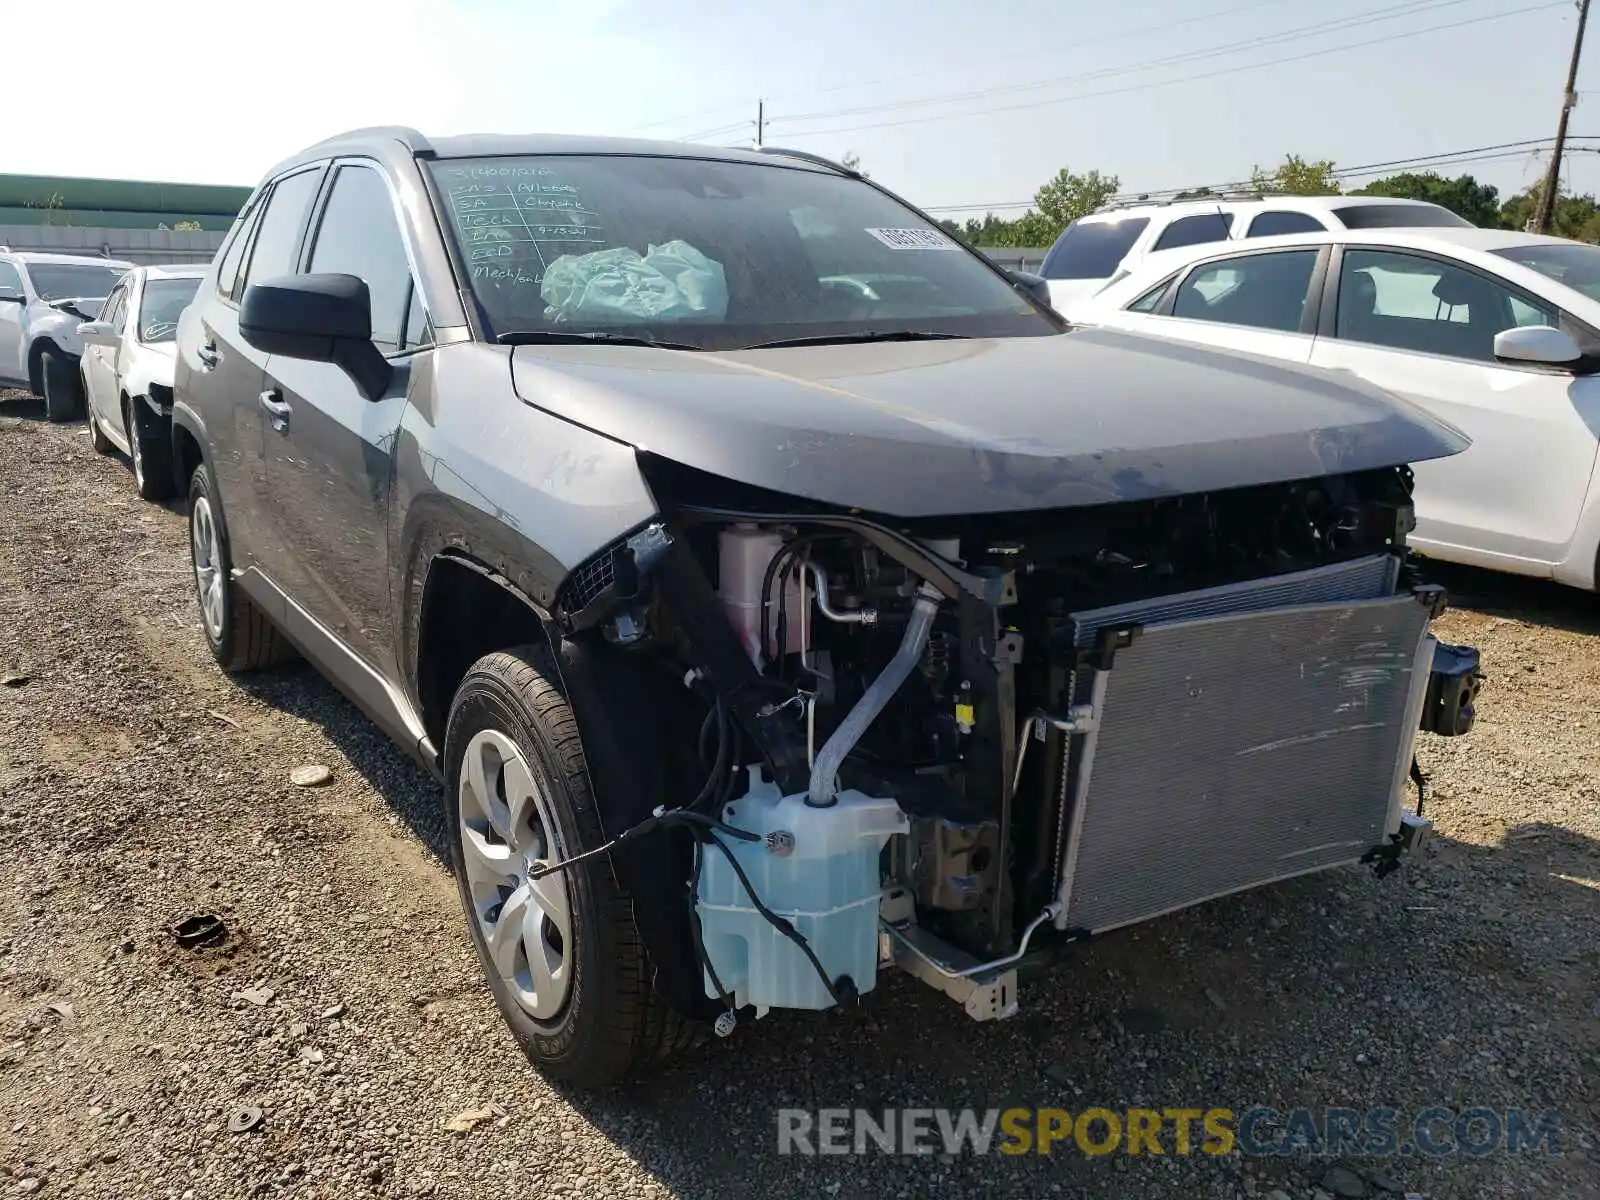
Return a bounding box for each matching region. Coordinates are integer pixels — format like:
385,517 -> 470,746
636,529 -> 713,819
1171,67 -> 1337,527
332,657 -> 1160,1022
695,767 -> 908,1013
717,525 -> 803,668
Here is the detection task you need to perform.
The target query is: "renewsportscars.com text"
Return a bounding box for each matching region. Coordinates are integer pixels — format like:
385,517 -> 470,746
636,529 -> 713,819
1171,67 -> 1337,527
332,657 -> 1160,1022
776,1106 -> 1562,1158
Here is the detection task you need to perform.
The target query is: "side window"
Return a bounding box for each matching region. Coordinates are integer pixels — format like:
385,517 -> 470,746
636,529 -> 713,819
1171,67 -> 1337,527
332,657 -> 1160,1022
0,261 -> 23,299
1246,211 -> 1325,238
1170,250 -> 1319,332
215,201 -> 264,302
306,164 -> 416,354
1509,295 -> 1553,328
1335,249 -> 1557,363
1126,278 -> 1173,313
1153,212 -> 1233,252
103,282 -> 130,331
241,168 -> 324,292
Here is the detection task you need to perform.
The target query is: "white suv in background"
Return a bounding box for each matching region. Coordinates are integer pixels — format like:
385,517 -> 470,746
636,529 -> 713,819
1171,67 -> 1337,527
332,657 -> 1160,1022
1039,195 -> 1469,319
0,249 -> 134,420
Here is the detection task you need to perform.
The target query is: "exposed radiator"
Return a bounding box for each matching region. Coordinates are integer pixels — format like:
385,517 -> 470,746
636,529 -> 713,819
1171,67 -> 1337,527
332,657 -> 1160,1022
1054,558 -> 1432,934
1069,554 -> 1400,647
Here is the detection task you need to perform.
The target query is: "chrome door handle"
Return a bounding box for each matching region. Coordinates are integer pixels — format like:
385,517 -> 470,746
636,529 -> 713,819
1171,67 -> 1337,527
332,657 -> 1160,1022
259,388 -> 291,432
196,341 -> 220,370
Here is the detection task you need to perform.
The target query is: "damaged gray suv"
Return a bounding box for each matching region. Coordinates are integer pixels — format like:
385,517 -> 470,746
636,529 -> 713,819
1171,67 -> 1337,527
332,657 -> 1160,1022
173,127 -> 1483,1087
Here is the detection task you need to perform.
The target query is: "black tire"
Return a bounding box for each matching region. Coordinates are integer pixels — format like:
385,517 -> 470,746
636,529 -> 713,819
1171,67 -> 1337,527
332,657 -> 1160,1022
127,398 -> 175,501
85,382 -> 113,456
41,349 -> 83,423
444,646 -> 698,1087
187,464 -> 292,672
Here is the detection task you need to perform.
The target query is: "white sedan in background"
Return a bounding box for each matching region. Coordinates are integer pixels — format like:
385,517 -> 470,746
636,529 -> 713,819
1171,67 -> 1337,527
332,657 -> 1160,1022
1078,227 -> 1600,592
76,265 -> 205,501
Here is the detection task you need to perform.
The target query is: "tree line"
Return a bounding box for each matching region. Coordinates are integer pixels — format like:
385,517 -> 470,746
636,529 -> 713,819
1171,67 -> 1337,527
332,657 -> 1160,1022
938,154 -> 1600,247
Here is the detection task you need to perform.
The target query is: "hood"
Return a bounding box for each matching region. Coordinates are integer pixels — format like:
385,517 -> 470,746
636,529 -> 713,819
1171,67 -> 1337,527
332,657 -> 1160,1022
507,328 -> 1468,517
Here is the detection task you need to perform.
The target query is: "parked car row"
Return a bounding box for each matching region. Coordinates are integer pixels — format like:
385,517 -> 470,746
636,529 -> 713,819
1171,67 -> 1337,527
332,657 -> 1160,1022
93,127 -> 1480,1089
1070,225 -> 1600,594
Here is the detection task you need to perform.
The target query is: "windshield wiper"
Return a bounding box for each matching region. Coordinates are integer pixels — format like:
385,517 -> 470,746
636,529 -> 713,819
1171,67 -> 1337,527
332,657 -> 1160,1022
496,329 -> 705,351
740,330 -> 971,350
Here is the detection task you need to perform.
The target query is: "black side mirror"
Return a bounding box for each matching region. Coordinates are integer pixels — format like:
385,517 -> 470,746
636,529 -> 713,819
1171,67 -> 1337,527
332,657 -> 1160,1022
1007,269 -> 1051,306
239,273 -> 393,400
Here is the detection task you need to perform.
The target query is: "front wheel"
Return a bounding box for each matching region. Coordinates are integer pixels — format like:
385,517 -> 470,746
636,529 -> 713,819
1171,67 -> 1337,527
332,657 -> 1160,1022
41,349 -> 83,423
444,646 -> 697,1087
128,399 -> 175,501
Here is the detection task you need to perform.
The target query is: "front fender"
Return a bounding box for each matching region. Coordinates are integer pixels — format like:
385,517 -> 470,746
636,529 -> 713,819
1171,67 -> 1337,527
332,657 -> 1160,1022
25,311 -> 83,359
124,348 -> 177,413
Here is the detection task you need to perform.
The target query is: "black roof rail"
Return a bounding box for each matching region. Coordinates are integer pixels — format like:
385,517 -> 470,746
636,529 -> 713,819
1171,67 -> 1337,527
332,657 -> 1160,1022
752,146 -> 858,176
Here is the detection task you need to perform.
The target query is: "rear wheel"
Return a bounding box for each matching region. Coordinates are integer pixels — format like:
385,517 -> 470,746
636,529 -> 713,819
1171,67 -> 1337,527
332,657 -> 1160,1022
127,398 -> 175,501
41,349 -> 82,423
85,381 -> 113,455
444,646 -> 697,1087
187,464 -> 292,672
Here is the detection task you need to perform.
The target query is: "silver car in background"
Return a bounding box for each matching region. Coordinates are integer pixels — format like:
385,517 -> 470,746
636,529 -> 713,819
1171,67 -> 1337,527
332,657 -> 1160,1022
76,265 -> 206,500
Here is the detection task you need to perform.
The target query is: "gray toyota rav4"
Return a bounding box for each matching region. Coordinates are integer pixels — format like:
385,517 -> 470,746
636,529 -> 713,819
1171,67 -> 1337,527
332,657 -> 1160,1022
173,126 -> 1482,1087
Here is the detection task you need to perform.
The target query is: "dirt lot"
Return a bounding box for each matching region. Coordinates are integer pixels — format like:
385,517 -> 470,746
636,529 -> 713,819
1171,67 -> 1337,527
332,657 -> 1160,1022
0,387 -> 1596,1200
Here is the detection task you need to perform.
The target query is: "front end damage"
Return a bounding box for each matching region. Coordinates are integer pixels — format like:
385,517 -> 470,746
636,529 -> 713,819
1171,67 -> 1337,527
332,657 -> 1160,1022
553,456 -> 1482,1029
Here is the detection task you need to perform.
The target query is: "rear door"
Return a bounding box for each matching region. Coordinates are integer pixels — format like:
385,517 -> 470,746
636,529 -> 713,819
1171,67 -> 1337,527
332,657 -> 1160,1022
178,165 -> 325,569
1102,246 -> 1326,363
259,159 -> 429,676
1309,246 -> 1599,571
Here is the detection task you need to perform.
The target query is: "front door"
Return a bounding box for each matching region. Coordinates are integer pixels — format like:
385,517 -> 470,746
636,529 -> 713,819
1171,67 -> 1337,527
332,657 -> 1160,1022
1309,246 -> 1600,572
0,261 -> 27,385
260,160 -> 429,680
179,165 -> 325,571
83,277 -> 132,434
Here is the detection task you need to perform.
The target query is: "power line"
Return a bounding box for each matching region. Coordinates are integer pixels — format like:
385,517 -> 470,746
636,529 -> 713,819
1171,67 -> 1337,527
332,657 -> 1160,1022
614,0 -> 1290,138
763,0 -> 1290,105
773,0 -> 1477,127
777,1 -> 1569,139
676,121 -> 751,142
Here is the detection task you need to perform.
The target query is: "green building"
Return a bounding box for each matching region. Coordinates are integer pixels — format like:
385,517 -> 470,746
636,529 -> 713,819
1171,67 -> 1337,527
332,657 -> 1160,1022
0,173 -> 251,232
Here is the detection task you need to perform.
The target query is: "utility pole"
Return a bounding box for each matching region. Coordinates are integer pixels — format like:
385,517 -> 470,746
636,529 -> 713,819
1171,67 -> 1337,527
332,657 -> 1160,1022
756,99 -> 765,148
1535,0 -> 1592,234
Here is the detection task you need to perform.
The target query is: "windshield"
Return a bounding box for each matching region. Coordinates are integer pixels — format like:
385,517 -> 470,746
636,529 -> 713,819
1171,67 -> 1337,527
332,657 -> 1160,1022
427,155 -> 1054,348
27,263 -> 125,302
138,277 -> 202,343
1493,242 -> 1600,303
1040,218 -> 1149,280
1331,204 -> 1471,230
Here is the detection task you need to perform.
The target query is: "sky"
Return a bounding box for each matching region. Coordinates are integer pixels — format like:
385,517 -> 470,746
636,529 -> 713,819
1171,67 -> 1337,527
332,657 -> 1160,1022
7,0 -> 1595,216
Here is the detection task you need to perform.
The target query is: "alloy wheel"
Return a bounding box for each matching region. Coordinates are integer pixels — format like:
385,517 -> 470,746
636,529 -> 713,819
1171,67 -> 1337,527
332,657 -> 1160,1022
129,415 -> 145,489
457,728 -> 573,1021
190,496 -> 225,640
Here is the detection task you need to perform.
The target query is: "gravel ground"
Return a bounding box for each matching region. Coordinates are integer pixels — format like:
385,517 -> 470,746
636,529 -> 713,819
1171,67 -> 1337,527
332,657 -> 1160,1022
1,387 -> 1596,1200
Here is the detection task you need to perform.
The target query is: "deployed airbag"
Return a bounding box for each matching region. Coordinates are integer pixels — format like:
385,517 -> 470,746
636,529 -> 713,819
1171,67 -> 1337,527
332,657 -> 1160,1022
541,239 -> 728,323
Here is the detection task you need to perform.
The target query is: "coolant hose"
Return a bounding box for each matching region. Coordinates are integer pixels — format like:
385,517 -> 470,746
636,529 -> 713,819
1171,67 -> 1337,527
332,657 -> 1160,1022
807,582 -> 942,807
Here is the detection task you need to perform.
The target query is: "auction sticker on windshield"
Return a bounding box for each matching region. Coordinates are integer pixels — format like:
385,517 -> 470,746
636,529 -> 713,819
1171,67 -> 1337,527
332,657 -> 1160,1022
865,227 -> 960,250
